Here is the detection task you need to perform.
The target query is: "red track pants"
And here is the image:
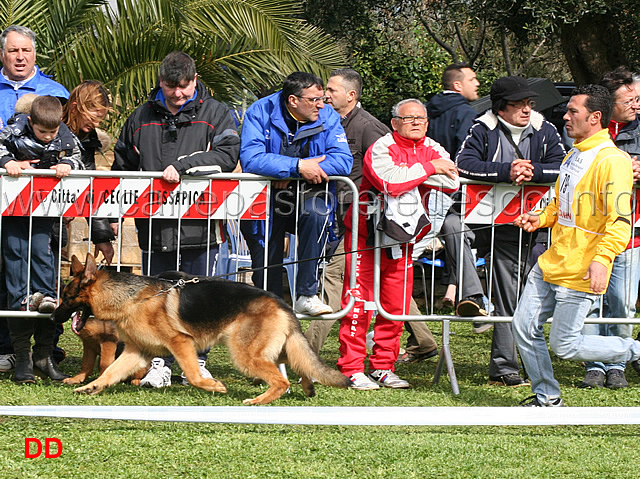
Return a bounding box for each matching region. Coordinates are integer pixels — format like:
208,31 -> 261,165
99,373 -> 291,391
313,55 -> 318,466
337,223 -> 413,376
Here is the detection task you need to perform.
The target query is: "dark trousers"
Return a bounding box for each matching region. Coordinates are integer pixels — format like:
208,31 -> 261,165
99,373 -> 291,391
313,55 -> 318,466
3,217 -> 56,310
440,213 -> 485,299
475,226 -> 531,377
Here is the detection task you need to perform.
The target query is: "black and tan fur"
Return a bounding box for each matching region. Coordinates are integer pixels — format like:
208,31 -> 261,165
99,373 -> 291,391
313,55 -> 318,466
62,318 -> 146,386
53,253 -> 351,405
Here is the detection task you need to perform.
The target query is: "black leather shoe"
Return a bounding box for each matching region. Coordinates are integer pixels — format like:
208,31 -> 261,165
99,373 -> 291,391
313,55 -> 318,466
396,348 -> 438,364
14,356 -> 36,384
33,356 -> 69,381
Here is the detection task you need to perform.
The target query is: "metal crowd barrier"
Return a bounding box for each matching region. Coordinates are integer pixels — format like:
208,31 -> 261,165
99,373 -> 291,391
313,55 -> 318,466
1,170 -> 639,397
0,170 -> 359,321
371,180 -> 640,394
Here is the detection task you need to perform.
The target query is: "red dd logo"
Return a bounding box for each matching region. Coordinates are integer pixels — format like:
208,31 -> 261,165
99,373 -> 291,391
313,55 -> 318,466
24,438 -> 62,458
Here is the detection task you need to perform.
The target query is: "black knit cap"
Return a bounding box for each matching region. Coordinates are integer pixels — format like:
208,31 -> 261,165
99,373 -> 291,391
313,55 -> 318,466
490,76 -> 538,103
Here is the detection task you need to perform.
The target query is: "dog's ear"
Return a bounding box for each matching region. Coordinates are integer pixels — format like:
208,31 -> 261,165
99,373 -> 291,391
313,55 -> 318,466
82,253 -> 97,284
71,255 -> 84,275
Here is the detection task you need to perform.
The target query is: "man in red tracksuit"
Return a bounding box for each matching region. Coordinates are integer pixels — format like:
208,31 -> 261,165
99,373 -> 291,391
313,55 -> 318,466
339,98 -> 460,389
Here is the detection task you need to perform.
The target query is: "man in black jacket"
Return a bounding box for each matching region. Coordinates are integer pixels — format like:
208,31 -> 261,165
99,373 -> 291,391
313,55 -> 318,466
303,68 -> 389,351
427,63 -> 480,156
112,51 -> 240,388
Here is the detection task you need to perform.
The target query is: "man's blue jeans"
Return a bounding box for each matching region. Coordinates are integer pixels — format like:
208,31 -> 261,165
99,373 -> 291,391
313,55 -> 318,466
583,247 -> 639,372
512,264 -> 640,403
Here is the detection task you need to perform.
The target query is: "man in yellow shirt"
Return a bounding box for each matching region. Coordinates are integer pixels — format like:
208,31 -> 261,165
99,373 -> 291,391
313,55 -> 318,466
512,84 -> 640,407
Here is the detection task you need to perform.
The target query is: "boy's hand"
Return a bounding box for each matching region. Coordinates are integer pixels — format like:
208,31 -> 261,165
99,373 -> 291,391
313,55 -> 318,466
52,163 -> 71,178
4,159 -> 37,177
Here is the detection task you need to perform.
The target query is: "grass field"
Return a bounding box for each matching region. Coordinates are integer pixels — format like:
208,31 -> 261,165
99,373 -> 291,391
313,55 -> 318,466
1,318 -> 639,478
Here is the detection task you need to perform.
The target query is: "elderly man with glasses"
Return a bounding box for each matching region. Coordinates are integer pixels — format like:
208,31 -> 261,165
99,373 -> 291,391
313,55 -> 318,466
338,99 -> 459,390
450,76 -> 566,387
240,71 -> 352,316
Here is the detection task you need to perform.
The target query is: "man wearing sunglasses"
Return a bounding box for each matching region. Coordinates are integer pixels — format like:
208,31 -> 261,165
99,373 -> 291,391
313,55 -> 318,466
452,76 -> 566,387
240,72 -> 352,316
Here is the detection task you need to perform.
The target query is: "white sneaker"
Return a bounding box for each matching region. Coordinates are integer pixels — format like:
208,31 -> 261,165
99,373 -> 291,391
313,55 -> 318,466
0,353 -> 16,372
368,369 -> 410,389
181,359 -> 213,386
139,358 -> 172,388
294,295 -> 333,316
349,372 -> 380,390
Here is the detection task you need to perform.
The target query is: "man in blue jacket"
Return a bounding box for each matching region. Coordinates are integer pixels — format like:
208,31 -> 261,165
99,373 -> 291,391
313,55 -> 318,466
240,71 -> 353,316
0,24 -> 70,374
0,25 -> 69,130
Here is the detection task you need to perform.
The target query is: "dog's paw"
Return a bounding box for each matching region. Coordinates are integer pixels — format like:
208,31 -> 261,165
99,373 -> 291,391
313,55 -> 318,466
73,383 -> 103,395
63,375 -> 86,385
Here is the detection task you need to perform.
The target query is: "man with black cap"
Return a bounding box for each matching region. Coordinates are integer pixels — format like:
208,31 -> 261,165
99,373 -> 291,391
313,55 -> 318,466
452,76 -> 565,386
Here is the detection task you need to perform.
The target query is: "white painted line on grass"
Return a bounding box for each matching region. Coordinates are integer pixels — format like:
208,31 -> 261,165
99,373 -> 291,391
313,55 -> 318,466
1,406 -> 639,425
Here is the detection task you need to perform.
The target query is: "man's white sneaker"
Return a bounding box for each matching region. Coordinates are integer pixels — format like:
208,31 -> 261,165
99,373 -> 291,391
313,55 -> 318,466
0,353 -> 16,372
181,359 -> 214,386
294,295 -> 333,316
139,358 -> 172,388
349,372 -> 380,390
368,369 -> 410,389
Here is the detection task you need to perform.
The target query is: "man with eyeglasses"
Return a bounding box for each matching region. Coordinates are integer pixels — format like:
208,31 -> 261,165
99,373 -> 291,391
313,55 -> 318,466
578,66 -> 640,389
453,76 -> 565,387
240,71 -> 352,316
338,99 -> 459,390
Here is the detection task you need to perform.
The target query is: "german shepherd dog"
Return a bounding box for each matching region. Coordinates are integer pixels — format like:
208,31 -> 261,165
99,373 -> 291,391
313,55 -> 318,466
53,253 -> 351,405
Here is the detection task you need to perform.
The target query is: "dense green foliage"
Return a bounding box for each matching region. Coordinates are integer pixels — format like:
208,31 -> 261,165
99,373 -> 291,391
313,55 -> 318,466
1,0 -> 347,132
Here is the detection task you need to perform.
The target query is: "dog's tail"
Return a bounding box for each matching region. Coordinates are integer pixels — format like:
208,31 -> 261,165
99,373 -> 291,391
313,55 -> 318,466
284,328 -> 352,395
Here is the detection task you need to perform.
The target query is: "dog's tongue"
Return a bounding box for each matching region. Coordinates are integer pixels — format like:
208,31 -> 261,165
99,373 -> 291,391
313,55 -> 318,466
71,312 -> 82,335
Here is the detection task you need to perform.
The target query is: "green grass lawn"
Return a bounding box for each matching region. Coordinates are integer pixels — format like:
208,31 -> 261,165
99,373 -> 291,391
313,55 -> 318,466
1,319 -> 639,478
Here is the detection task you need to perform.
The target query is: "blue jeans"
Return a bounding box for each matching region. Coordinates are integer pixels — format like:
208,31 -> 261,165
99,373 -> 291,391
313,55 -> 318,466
512,264 -> 640,403
583,247 -> 639,372
2,217 -> 56,310
241,188 -> 331,299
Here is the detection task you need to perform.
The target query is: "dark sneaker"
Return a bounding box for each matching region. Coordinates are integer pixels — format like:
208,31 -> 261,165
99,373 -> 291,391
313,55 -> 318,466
605,369 -> 628,389
630,359 -> 640,377
396,348 -> 438,364
518,395 -> 564,407
488,373 -> 530,387
578,369 -> 605,388
456,296 -> 488,317
472,322 -> 493,334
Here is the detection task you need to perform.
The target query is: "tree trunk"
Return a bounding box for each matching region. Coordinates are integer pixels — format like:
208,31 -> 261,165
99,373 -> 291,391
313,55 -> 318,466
560,13 -> 628,84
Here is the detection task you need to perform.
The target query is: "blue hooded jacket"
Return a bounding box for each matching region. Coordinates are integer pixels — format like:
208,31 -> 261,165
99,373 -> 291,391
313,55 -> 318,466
240,91 -> 352,178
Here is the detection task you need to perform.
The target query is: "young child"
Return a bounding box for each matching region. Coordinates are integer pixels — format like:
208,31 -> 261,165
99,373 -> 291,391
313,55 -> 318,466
0,94 -> 83,383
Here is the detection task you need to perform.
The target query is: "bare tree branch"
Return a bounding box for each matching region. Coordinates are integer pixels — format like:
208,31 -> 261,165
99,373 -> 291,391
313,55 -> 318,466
518,38 -> 547,74
417,15 -> 458,61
